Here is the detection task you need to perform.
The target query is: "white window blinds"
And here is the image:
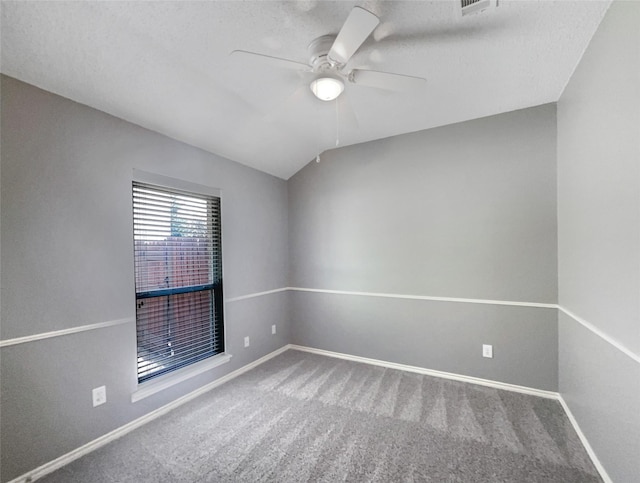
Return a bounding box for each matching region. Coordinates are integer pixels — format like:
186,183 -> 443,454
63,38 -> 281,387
133,181 -> 224,383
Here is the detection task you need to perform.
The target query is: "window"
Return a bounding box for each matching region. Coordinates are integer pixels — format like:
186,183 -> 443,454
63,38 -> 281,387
133,181 -> 224,383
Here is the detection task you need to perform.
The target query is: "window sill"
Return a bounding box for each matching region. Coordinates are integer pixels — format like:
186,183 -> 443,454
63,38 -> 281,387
131,353 -> 232,403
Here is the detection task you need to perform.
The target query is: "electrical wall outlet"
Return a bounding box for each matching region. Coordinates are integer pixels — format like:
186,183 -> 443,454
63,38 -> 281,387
482,344 -> 493,358
244,336 -> 250,348
92,386 -> 106,407
271,324 -> 276,335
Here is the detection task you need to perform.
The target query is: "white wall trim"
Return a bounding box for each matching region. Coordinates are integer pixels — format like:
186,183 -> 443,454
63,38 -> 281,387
288,287 -> 557,309
0,286 -> 290,347
4,293 -> 636,370
288,288 -> 639,364
225,287 -> 288,303
559,305 -> 640,364
557,395 -> 613,483
289,344 -> 559,399
7,344 -> 291,483
0,317 -> 134,348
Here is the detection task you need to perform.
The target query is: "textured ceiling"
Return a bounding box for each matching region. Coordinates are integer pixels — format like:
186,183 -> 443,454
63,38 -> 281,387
1,1 -> 610,179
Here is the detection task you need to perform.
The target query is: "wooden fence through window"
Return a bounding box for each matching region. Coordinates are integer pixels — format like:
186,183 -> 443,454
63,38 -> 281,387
135,236 -> 214,367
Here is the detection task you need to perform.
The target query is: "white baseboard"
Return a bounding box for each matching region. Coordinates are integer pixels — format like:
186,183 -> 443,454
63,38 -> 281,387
289,344 -> 559,399
11,343 -> 610,483
8,344 -> 291,483
557,395 -> 612,483
290,344 -> 611,483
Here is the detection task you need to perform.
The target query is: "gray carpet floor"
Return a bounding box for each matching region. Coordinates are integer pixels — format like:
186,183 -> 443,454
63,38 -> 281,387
40,349 -> 601,482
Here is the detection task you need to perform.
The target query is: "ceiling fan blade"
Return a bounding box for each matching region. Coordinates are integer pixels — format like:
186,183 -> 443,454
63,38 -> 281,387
350,69 -> 426,91
230,50 -> 311,72
328,7 -> 379,66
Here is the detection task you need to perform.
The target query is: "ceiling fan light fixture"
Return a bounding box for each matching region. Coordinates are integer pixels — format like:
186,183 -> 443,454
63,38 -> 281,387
310,77 -> 344,101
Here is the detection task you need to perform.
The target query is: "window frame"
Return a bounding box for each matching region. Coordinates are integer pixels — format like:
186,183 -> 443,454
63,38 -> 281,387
131,170 -> 228,398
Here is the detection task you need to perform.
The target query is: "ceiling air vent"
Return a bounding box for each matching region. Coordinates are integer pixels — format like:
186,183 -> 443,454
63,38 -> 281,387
461,0 -> 498,17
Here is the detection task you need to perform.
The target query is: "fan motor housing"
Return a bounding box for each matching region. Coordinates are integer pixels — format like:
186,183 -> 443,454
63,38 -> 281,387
308,35 -> 340,71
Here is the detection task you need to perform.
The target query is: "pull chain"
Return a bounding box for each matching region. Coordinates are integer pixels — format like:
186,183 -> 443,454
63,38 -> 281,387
335,98 -> 340,147
316,100 -> 322,162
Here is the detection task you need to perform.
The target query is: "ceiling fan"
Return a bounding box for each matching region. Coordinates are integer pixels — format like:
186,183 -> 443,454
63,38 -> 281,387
230,6 -> 427,104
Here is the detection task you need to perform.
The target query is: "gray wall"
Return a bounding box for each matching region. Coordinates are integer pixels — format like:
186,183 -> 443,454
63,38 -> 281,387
557,1 -> 640,481
559,313 -> 640,482
0,75 -> 290,482
289,104 -> 559,391
5,3 -> 639,478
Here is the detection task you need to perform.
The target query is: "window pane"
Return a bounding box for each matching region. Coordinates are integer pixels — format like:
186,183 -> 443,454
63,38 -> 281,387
134,236 -> 213,293
136,290 -> 221,382
133,181 -> 224,383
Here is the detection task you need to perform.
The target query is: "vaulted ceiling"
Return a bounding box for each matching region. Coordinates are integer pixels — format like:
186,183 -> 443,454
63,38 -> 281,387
1,1 -> 610,179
